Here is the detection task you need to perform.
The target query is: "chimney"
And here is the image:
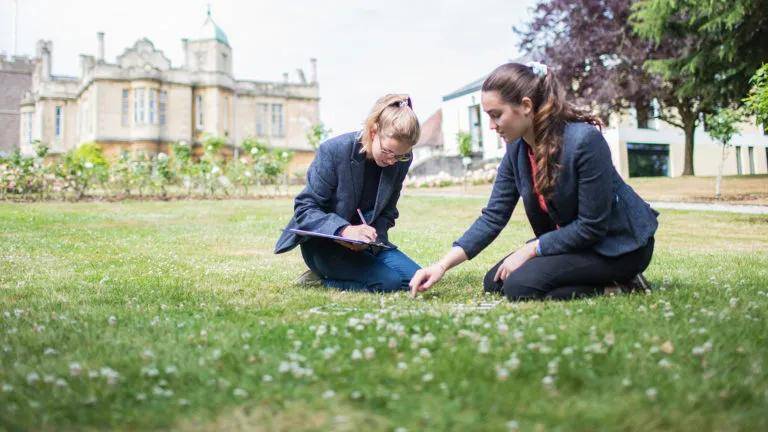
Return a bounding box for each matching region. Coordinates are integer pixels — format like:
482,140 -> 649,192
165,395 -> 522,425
181,38 -> 189,68
296,68 -> 307,84
97,32 -> 105,62
36,40 -> 52,80
80,54 -> 95,78
310,58 -> 317,83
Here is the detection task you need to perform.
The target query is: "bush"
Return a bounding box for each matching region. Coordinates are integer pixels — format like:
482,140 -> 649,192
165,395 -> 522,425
56,142 -> 110,199
1,136 -> 297,201
457,131 -> 473,158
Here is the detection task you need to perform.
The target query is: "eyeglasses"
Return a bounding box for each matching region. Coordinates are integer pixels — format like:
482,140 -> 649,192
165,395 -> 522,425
389,97 -> 413,109
377,134 -> 412,162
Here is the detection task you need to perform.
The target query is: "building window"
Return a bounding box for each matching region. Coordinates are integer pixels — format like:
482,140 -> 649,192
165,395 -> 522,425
627,143 -> 670,177
159,90 -> 167,125
121,89 -> 129,126
635,106 -> 649,129
255,103 -> 269,136
135,88 -> 145,124
24,112 -> 32,145
271,103 -> 284,137
468,104 -> 483,151
735,146 -> 742,175
224,96 -> 230,136
54,106 -> 63,139
195,94 -> 204,129
748,146 -> 755,175
635,100 -> 660,130
148,89 -> 157,124
649,100 -> 660,129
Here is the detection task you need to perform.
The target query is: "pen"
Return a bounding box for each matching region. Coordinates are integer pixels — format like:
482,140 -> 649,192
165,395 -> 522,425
356,208 -> 368,225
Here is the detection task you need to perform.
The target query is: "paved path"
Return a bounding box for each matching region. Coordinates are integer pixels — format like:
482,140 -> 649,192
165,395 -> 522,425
404,191 -> 768,215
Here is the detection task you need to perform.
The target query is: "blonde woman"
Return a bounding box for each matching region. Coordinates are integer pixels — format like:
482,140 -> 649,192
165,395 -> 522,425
275,94 -> 421,292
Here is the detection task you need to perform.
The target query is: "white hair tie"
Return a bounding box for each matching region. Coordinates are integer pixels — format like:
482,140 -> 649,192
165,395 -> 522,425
525,61 -> 548,78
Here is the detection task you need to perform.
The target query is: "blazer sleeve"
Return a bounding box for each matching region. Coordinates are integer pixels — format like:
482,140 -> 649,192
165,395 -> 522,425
293,144 -> 351,236
537,127 -> 613,256
453,152 -> 520,259
372,160 -> 411,244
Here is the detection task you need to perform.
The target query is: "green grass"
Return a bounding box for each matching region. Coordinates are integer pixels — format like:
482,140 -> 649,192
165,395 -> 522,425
1,197 -> 767,431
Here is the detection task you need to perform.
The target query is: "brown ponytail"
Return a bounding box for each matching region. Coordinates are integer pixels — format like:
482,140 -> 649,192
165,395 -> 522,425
482,63 -> 602,198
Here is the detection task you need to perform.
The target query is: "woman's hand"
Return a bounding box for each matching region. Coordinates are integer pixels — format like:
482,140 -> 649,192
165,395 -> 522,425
494,241 -> 538,282
409,263 -> 447,297
337,224 -> 378,251
341,224 -> 377,242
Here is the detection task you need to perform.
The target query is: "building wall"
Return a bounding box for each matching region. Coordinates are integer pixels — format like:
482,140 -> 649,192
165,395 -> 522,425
0,56 -> 34,155
19,33 -> 320,181
186,40 -> 232,74
95,80 -> 128,142
192,86 -> 223,142
283,97 -> 320,151
233,93 -> 257,143
231,95 -> 320,150
442,88 -> 768,177
79,85 -> 97,145
441,92 -> 504,160
607,117 -> 768,177
166,83 -> 194,142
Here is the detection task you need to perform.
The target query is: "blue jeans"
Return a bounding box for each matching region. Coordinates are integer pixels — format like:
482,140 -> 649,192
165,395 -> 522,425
300,239 -> 421,292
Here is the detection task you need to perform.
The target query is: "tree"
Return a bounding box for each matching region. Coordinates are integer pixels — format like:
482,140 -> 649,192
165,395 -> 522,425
744,64 -> 768,129
704,107 -> 744,198
517,0 -> 705,176
519,0 -> 768,176
631,0 -> 768,175
517,0 -> 672,125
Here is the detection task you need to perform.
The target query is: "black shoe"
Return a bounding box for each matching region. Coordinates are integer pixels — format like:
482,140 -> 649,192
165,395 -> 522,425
623,273 -> 651,293
603,282 -> 623,296
294,269 -> 322,286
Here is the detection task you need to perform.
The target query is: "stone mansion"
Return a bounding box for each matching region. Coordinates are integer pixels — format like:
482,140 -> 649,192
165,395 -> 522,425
17,10 -> 321,171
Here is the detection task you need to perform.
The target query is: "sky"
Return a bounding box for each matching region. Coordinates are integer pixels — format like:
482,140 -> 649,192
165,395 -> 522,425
0,0 -> 539,135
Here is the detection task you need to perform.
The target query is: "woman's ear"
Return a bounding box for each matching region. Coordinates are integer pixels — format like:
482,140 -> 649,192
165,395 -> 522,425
370,124 -> 378,141
520,97 -> 534,116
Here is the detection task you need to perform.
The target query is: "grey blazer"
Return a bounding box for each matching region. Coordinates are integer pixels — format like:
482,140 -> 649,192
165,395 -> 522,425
454,122 -> 659,259
274,131 -> 412,254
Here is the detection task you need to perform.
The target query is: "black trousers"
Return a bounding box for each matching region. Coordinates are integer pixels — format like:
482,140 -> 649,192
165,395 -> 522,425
484,238 -> 655,301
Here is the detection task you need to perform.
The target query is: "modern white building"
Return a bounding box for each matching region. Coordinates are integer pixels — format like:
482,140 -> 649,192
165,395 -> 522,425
435,75 -> 768,178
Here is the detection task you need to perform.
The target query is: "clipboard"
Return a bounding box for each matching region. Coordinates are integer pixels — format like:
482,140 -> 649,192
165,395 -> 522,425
285,228 -> 393,250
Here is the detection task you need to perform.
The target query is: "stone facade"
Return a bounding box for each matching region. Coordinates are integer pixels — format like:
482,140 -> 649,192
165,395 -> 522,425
0,55 -> 34,156
18,10 -> 320,173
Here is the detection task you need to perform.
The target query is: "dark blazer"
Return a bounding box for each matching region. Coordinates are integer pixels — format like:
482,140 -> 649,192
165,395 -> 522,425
454,122 -> 659,259
274,131 -> 412,254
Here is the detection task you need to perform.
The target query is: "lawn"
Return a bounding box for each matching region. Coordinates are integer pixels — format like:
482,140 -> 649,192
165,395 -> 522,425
407,174 -> 768,206
1,197 -> 767,431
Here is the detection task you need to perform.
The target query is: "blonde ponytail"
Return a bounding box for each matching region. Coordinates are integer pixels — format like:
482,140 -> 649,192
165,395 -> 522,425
360,94 -> 420,153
